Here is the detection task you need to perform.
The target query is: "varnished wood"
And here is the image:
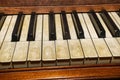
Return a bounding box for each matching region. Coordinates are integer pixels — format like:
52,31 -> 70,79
0,4 -> 120,14
0,0 -> 120,7
0,64 -> 120,79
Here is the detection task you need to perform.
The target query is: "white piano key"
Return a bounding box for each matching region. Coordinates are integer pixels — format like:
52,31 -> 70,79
96,13 -> 120,63
110,12 -> 120,29
55,14 -> 63,40
35,15 -> 43,41
66,14 -> 77,39
0,16 -> 12,48
27,41 -> 41,67
78,13 -> 90,38
68,40 -> 84,65
105,38 -> 120,63
96,13 -> 112,38
42,41 -> 56,66
108,12 -> 120,30
83,13 -> 98,38
56,40 -> 70,66
43,15 -> 49,41
12,42 -> 28,68
83,13 -> 112,64
20,15 -> 30,41
81,39 -> 98,64
93,39 -> 112,64
4,15 -> 17,41
117,38 -> 120,44
0,42 -> 15,69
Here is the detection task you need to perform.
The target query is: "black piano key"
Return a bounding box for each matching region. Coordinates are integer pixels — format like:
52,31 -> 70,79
88,10 -> 105,38
72,10 -> 84,39
49,11 -> 56,40
0,13 -> 4,20
116,10 -> 120,17
12,12 -> 24,41
60,11 -> 71,39
27,12 -> 37,41
100,9 -> 120,37
0,13 -> 6,31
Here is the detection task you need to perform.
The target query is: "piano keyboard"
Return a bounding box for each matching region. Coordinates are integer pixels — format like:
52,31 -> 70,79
0,10 -> 120,69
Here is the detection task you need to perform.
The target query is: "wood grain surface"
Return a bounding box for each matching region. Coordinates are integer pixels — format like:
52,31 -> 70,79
0,64 -> 120,79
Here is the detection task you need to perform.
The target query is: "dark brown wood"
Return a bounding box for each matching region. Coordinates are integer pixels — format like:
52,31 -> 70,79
0,0 -> 120,7
0,64 -> 120,79
0,4 -> 120,14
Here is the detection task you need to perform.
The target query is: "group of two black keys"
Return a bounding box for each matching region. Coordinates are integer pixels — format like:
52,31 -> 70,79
0,9 -> 120,42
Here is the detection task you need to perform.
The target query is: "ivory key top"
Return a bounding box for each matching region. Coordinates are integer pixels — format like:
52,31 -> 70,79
108,12 -> 120,30
4,15 -> 17,42
67,14 -> 77,39
0,42 -> 15,69
105,38 -> 120,63
0,16 -> 12,48
81,39 -> 98,64
20,15 -> 30,41
55,14 -> 63,40
42,41 -> 56,66
83,13 -> 98,38
56,40 -> 70,66
43,15 -> 49,41
78,13 -> 90,39
117,37 -> 120,44
68,40 -> 84,65
27,41 -> 41,67
93,39 -> 112,64
110,12 -> 120,29
96,13 -> 112,38
35,15 -> 43,41
12,42 -> 28,68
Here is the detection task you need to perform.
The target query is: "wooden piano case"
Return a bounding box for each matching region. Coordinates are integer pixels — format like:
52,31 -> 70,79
0,0 -> 120,79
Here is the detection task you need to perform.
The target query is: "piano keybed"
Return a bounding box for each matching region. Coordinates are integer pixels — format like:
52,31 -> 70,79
0,10 -> 120,69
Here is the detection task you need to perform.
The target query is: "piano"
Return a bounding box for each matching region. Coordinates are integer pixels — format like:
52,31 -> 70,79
0,0 -> 120,79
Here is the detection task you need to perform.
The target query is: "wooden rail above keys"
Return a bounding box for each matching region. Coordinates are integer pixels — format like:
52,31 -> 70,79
0,64 -> 120,79
0,0 -> 120,14
0,4 -> 120,14
0,0 -> 120,6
